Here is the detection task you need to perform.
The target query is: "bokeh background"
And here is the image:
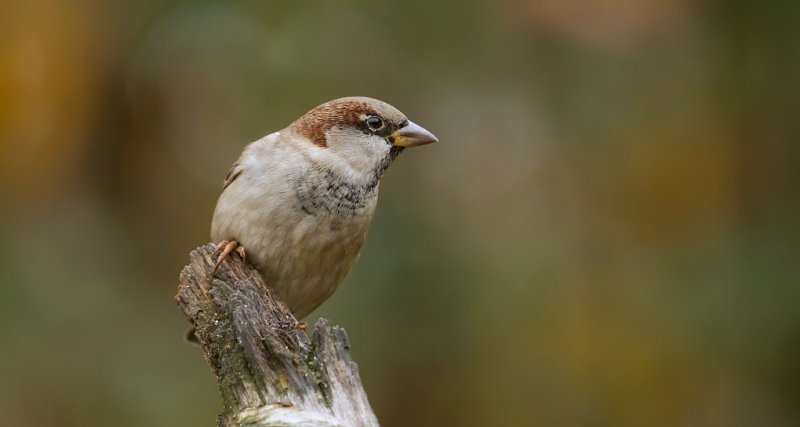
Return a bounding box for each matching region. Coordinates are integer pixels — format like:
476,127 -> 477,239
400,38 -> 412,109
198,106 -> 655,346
2,0 -> 799,426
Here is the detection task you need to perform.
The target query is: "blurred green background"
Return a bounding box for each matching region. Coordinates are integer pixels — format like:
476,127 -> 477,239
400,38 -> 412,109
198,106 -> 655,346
1,0 -> 799,426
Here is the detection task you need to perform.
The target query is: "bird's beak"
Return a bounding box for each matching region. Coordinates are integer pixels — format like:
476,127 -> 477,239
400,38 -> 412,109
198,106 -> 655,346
391,121 -> 438,147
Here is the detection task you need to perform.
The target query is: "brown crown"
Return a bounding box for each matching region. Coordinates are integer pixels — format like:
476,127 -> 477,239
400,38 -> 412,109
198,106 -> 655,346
290,100 -> 379,148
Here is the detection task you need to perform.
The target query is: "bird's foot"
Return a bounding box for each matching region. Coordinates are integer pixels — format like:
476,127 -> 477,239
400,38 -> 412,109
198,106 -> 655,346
213,240 -> 246,272
296,322 -> 307,331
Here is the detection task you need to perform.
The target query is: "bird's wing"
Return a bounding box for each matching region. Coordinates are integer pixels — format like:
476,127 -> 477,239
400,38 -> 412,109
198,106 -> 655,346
222,162 -> 244,190
221,133 -> 279,191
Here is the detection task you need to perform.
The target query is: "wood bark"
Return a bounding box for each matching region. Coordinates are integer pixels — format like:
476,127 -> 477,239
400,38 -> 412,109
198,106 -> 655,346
176,244 -> 380,427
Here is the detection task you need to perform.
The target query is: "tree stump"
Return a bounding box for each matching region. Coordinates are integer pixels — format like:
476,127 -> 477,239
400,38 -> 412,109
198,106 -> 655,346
176,244 -> 380,427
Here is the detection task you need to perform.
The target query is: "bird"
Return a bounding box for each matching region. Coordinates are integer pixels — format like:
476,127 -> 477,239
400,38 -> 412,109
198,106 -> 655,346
210,96 -> 437,319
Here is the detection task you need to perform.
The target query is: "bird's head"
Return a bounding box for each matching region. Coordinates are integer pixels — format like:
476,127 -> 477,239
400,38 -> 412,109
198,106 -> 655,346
288,97 -> 437,179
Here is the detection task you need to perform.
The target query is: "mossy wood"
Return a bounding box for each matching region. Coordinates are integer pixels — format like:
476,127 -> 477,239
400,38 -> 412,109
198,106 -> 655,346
176,244 -> 379,427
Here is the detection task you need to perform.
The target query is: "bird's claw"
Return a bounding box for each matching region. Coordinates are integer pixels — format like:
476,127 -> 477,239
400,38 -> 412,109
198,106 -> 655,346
213,240 -> 246,272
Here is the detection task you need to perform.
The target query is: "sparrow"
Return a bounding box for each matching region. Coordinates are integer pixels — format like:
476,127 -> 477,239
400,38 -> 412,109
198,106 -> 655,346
210,97 -> 437,319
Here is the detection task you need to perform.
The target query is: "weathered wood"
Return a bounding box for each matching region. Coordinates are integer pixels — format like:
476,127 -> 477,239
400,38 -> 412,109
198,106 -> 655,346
176,244 -> 380,427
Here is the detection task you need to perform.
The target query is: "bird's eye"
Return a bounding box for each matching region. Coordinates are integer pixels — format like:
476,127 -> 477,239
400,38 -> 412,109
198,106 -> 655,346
365,116 -> 384,131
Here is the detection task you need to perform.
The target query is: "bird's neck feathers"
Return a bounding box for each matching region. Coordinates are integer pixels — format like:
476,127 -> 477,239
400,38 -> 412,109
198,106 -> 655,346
319,145 -> 403,193
289,125 -> 402,188
292,145 -> 403,217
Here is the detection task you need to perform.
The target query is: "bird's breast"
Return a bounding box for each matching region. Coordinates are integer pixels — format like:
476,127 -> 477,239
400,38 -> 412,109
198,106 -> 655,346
253,200 -> 376,318
211,154 -> 381,318
295,167 -> 380,217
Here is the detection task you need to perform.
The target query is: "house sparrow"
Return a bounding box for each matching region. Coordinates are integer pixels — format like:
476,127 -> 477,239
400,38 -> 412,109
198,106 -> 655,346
210,97 -> 437,319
